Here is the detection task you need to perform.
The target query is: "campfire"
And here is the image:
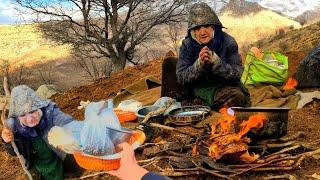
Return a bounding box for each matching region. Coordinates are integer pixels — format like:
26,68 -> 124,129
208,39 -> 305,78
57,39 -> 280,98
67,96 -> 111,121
192,108 -> 266,163
136,107 -> 320,179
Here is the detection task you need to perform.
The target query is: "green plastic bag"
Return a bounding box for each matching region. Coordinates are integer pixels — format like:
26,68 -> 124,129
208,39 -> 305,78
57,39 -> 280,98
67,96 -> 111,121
241,51 -> 288,86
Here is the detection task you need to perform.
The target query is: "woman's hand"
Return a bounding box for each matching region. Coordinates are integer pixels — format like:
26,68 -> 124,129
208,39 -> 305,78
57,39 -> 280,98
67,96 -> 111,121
1,127 -> 14,143
199,46 -> 213,64
107,142 -> 148,180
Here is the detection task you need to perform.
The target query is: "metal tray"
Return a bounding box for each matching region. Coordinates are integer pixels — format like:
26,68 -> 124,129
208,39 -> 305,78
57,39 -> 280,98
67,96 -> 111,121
166,105 -> 211,125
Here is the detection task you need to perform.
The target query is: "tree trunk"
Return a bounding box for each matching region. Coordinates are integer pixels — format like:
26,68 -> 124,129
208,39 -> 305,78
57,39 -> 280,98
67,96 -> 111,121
111,53 -> 127,71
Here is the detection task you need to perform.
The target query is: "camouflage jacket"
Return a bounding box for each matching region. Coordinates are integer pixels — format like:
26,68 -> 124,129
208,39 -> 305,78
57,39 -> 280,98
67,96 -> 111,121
3,102 -> 74,169
176,32 -> 243,87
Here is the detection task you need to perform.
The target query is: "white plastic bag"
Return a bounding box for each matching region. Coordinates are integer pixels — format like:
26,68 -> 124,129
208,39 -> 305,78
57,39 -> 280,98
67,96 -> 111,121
80,101 -> 115,156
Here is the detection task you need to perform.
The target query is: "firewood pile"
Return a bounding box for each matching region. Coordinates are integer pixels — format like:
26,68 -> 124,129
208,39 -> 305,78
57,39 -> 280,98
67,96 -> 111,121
134,108 -> 320,179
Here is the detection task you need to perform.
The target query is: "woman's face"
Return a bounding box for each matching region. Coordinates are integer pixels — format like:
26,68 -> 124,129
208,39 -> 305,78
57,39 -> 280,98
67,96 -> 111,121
18,109 -> 42,127
193,25 -> 214,44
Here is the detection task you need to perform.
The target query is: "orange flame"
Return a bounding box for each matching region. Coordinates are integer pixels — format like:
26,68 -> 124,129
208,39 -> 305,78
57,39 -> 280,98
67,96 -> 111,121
217,108 -> 236,134
208,144 -> 219,159
192,145 -> 199,156
239,151 -> 259,163
283,77 -> 298,90
237,113 -> 267,138
207,112 -> 267,162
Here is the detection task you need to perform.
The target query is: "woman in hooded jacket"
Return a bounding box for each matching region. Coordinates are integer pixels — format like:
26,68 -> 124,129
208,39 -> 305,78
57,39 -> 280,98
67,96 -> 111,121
1,85 -> 83,179
161,2 -> 250,110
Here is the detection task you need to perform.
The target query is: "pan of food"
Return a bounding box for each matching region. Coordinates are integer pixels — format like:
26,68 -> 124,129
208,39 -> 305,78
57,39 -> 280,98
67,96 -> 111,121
166,105 -> 211,125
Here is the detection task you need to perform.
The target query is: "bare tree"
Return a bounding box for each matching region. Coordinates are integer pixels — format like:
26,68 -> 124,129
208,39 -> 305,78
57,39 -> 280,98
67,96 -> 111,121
164,23 -> 184,55
73,52 -> 113,81
10,63 -> 31,86
13,0 -> 190,72
36,63 -> 55,84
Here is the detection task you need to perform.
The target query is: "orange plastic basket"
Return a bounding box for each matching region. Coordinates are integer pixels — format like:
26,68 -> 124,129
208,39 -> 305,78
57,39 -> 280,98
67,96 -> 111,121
114,109 -> 137,123
73,130 -> 146,171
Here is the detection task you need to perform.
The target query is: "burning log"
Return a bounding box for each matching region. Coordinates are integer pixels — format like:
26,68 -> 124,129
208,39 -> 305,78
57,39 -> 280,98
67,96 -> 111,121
193,108 -> 267,163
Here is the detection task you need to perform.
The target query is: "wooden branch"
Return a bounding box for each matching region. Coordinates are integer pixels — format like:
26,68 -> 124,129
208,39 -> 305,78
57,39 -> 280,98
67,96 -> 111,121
149,123 -> 196,137
198,167 -> 232,179
141,99 -> 174,124
79,172 -> 106,179
263,174 -> 297,180
142,142 -> 184,157
264,145 -> 301,159
263,140 -> 320,160
138,142 -> 166,149
1,99 -> 8,128
257,131 -> 305,144
255,154 -> 291,164
159,170 -> 205,177
301,139 -> 320,150
3,76 -> 10,96
279,131 -> 305,142
137,156 -> 170,164
302,147 -> 320,157
230,156 -> 296,177
250,141 -> 296,149
232,148 -> 320,175
241,157 -> 304,172
141,160 -> 159,168
167,166 -> 230,179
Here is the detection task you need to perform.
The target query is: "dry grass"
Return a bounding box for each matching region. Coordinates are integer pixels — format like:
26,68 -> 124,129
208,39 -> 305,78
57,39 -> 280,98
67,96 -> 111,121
0,24 -> 71,68
220,10 -> 301,47
253,21 -> 320,52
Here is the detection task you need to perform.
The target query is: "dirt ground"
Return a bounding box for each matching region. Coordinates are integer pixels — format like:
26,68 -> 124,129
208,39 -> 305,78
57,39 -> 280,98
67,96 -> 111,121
1,51 -> 319,179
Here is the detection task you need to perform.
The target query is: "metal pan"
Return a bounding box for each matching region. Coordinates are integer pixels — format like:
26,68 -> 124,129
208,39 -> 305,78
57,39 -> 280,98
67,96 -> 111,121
166,105 -> 211,125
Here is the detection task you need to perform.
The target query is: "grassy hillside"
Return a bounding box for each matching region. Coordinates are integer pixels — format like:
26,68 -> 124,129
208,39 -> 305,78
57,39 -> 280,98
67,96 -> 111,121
220,10 -> 301,47
0,24 -> 71,68
253,21 -> 320,52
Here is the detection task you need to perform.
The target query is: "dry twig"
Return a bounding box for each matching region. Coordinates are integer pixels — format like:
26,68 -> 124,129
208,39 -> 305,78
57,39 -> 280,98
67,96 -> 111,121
250,141 -> 296,149
149,123 -> 196,137
141,99 -> 174,124
78,172 -> 106,179
263,174 -> 297,180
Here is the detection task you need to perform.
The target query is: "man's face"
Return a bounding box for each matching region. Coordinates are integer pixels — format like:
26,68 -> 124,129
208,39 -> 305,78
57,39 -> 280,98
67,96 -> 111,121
193,25 -> 214,44
18,109 -> 42,127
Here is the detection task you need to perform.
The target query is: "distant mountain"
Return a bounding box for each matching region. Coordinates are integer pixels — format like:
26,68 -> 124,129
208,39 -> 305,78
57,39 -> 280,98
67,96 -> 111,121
295,9 -> 320,25
219,0 -> 301,48
220,0 -> 265,16
248,0 -> 320,18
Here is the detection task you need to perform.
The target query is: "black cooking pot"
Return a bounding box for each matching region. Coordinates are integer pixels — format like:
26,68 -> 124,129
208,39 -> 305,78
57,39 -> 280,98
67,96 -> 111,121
231,107 -> 289,140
